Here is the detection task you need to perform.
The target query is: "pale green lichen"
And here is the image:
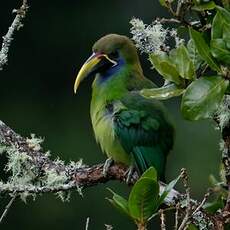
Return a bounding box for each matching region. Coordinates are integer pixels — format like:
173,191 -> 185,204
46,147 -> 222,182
216,95 -> 230,181
0,133 -> 83,202
44,150 -> 51,157
130,18 -> 168,54
215,95 -> 230,131
192,211 -> 214,230
2,146 -> 38,201
5,148 -> 38,202
6,149 -> 35,185
0,144 -> 7,155
53,157 -> 65,168
44,168 -> 71,201
130,18 -> 184,54
170,29 -> 185,48
20,190 -> 36,203
69,159 -> 83,169
44,169 -> 67,187
26,134 -> 43,151
56,191 -> 71,202
105,224 -> 113,230
219,139 -> 225,152
76,185 -> 83,197
0,181 -> 37,202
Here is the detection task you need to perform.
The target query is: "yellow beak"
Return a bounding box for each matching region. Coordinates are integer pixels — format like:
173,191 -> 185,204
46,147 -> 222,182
74,53 -> 117,94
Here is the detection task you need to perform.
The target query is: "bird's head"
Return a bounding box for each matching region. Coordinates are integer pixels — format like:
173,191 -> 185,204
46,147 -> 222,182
74,34 -> 140,93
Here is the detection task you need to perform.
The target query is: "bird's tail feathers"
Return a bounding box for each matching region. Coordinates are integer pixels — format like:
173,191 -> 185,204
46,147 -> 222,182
132,146 -> 166,181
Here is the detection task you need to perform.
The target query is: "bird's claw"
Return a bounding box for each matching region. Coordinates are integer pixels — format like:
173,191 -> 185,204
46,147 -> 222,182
124,166 -> 135,184
103,157 -> 113,177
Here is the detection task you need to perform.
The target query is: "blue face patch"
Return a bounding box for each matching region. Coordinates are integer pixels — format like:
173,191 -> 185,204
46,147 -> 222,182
98,57 -> 125,82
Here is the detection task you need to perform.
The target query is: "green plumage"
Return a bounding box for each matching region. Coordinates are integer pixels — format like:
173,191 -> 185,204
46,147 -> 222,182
76,34 -> 174,180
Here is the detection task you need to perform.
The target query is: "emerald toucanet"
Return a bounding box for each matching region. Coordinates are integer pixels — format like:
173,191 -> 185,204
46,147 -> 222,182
74,34 -> 174,180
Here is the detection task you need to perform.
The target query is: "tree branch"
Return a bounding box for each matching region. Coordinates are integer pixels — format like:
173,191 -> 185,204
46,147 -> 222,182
0,120 -> 179,204
0,0 -> 28,70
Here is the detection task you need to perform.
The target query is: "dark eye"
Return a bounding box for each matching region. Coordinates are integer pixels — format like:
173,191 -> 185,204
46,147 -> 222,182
109,50 -> 119,60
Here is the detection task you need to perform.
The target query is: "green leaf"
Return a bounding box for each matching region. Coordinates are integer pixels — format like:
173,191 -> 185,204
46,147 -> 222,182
159,0 -> 175,7
192,1 -> 216,11
188,224 -> 199,230
170,45 -> 196,79
223,23 -> 230,49
226,84 -> 230,94
211,12 -> 224,39
157,174 -> 181,206
149,54 -> 182,84
189,28 -> 221,72
141,84 -> 185,100
159,0 -> 167,7
187,39 -> 204,70
223,23 -> 230,40
209,174 -> 219,186
210,39 -> 230,65
107,188 -> 130,217
128,178 -> 159,222
181,76 -> 229,120
193,0 -> 211,4
216,6 -> 230,24
140,167 -> 157,181
203,196 -> 224,213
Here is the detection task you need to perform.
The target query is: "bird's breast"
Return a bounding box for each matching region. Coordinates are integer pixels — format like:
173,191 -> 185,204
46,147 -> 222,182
90,100 -> 131,165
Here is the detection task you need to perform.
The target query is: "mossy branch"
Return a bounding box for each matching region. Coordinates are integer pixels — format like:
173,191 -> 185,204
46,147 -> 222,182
0,120 -> 177,203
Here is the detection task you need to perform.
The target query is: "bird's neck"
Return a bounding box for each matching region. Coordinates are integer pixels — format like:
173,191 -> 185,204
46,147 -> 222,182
90,63 -> 138,121
92,63 -> 141,103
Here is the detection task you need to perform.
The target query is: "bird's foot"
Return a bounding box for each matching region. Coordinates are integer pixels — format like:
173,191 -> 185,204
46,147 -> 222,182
124,166 -> 135,184
103,157 -> 114,177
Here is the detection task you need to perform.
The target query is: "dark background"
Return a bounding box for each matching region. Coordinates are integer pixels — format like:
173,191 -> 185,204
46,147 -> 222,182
0,0 -> 221,229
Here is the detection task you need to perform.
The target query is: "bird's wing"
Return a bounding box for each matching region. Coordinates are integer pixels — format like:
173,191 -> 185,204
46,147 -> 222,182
113,93 -> 174,179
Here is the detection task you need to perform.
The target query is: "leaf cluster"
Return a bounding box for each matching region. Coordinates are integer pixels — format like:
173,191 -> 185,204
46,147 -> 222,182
107,167 -> 180,228
141,1 -> 230,121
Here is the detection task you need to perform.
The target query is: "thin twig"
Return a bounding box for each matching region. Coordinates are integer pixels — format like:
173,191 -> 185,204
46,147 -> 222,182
85,217 -> 90,230
105,224 -> 113,230
165,0 -> 194,28
149,207 -> 176,221
178,168 -> 191,230
191,191 -> 210,216
174,203 -> 179,230
176,0 -> 183,16
156,17 -> 181,24
0,0 -> 29,70
0,194 -> 17,224
160,209 -> 166,230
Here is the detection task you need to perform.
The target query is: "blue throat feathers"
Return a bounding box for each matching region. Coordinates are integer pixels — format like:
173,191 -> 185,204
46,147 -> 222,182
98,57 -> 125,83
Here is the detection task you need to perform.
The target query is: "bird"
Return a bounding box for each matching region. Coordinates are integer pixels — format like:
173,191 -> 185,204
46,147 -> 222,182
74,34 -> 174,181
